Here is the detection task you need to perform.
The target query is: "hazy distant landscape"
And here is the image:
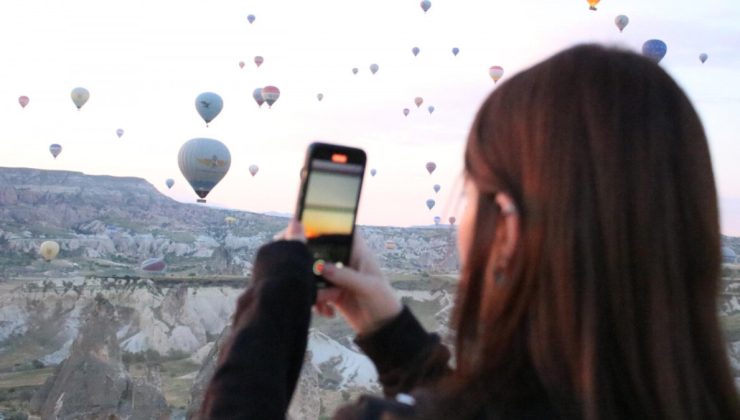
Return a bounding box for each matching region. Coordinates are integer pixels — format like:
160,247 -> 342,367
0,167 -> 737,419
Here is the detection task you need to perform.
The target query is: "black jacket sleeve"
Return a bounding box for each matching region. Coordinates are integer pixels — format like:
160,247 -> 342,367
354,306 -> 452,397
200,240 -> 315,420
330,307 -> 452,419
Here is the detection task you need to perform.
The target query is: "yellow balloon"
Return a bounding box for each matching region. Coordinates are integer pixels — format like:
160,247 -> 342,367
224,216 -> 237,225
587,0 -> 600,10
39,241 -> 60,262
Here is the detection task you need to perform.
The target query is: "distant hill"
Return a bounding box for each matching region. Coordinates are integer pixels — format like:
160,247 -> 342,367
0,167 -> 460,278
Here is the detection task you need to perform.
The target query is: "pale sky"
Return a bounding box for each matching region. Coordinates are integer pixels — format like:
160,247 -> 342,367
1,0 -> 739,233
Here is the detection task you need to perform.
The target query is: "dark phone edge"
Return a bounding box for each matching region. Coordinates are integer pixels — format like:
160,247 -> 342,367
295,142 -> 367,287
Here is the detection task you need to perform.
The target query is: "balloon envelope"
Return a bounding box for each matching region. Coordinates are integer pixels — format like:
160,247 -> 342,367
49,144 -> 62,159
141,257 -> 166,272
166,178 -> 175,189
71,87 -> 89,110
403,108 -> 410,117
40,241 -> 60,262
434,216 -> 441,225
352,67 -> 359,75
642,39 -> 667,63
247,14 -> 255,24
587,0 -> 600,10
426,199 -> 435,210
414,97 -> 423,107
249,164 -> 259,176
370,168 -> 377,177
489,66 -> 504,83
261,86 -> 280,108
615,15 -> 629,32
426,162 -> 436,174
412,47 -> 420,56
254,56 -> 264,67
224,216 -> 237,224
428,105 -> 435,114
421,0 -> 431,13
195,92 -> 223,124
449,216 -> 456,225
317,93 -> 324,101
178,138 -> 231,202
370,63 -> 379,74
253,88 -> 265,107
699,53 -> 708,63
19,96 -> 29,108
433,184 -> 440,193
452,47 -> 460,56
239,61 -> 245,69
116,128 -> 124,138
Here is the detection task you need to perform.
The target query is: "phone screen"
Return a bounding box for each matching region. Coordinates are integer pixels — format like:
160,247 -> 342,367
300,154 -> 364,280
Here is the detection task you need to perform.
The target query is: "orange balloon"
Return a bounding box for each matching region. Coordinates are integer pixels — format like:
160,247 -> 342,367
587,0 -> 600,10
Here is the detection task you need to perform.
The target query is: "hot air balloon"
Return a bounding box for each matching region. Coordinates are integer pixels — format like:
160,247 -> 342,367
489,66 -> 504,83
433,184 -> 440,193
39,241 -> 60,262
166,178 -> 175,189
421,0 -> 431,13
261,86 -> 280,108
195,92 -> 223,125
254,56 -> 264,67
71,87 -> 89,110
178,138 -> 231,203
18,96 -> 29,108
370,63 -> 379,75
247,14 -> 255,24
426,199 -> 435,210
116,128 -> 124,138
370,168 -> 377,177
253,88 -> 265,107
426,162 -> 436,174
699,53 -> 708,63
412,47 -> 420,56
225,216 -> 237,225
452,47 -> 460,56
49,144 -> 62,159
587,0 -> 600,10
414,97 -> 423,107
317,93 -> 324,101
239,61 -> 245,69
642,39 -> 667,63
434,216 -> 441,225
403,108 -> 410,117
249,164 -> 259,176
385,240 -> 397,250
449,216 -> 456,225
428,105 -> 435,115
352,67 -> 359,75
141,257 -> 166,272
615,15 -> 629,32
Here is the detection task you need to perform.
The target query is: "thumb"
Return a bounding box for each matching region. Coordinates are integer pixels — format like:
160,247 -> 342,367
322,263 -> 365,293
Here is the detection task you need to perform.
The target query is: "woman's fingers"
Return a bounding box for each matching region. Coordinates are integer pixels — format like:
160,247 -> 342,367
321,264 -> 367,293
273,220 -> 306,243
284,220 -> 306,243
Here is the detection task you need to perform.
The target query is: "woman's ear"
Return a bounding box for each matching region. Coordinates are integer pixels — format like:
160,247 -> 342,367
494,193 -> 519,264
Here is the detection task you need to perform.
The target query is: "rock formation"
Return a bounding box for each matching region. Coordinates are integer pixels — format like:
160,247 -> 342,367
29,294 -> 170,420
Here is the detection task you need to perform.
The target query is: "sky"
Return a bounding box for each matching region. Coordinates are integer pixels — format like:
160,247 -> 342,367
1,0 -> 739,233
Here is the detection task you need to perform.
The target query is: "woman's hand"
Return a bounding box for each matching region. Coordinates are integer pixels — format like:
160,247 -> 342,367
315,233 -> 402,335
272,219 -> 307,243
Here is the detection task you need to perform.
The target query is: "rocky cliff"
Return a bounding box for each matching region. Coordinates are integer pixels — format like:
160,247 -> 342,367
0,167 -> 459,279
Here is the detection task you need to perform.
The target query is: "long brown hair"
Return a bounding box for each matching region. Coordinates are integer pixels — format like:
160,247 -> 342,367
441,44 -> 740,419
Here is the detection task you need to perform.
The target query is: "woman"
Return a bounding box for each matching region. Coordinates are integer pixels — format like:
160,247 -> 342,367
201,44 -> 740,419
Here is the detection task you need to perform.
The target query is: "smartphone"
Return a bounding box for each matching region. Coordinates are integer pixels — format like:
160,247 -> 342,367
296,142 -> 367,287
